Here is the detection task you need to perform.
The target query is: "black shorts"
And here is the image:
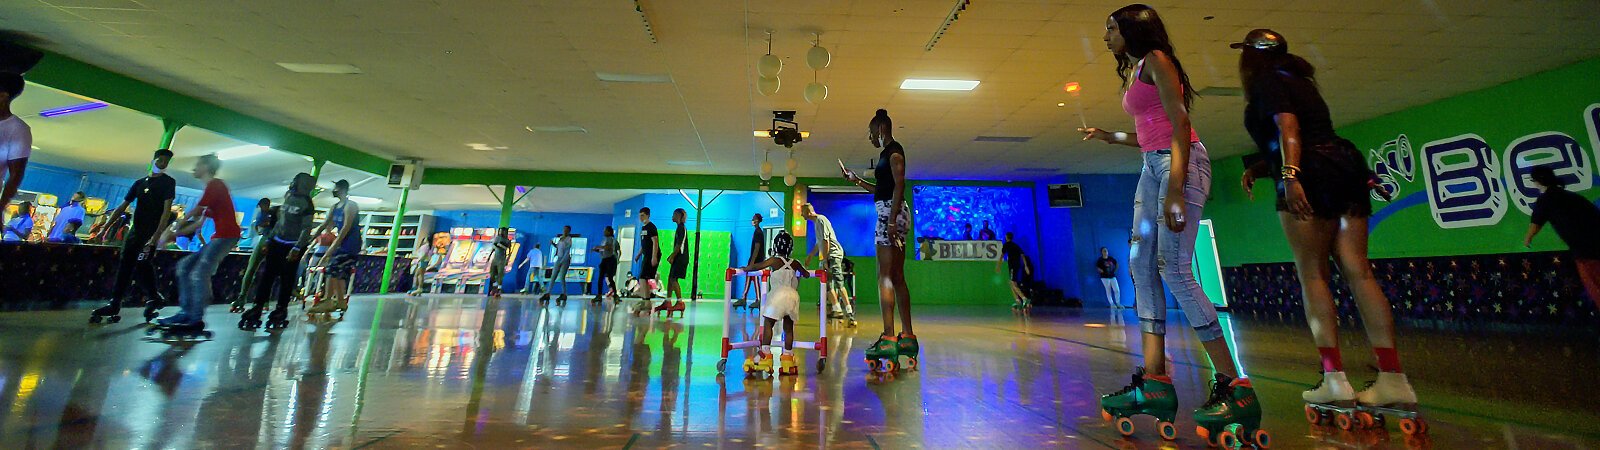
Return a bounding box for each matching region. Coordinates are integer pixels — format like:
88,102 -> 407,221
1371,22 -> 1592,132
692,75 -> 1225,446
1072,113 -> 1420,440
600,257 -> 618,277
328,254 -> 357,280
669,255 -> 689,280
1276,139 -> 1374,220
640,260 -> 659,280
1009,265 -> 1025,283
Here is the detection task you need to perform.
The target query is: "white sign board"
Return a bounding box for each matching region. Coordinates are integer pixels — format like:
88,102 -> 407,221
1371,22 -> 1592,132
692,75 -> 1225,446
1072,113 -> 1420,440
924,240 -> 1002,261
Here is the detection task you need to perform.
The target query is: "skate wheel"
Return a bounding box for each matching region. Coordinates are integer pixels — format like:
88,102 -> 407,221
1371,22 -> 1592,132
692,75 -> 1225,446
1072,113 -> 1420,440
1356,411 -> 1375,428
109,316 -> 122,324
884,360 -> 898,373
1399,417 -> 1424,435
1252,429 -> 1271,449
1218,430 -> 1239,450
905,357 -> 919,371
1114,417 -> 1135,437
1158,421 -> 1177,440
1335,413 -> 1354,430
1304,405 -> 1323,425
89,316 -> 102,324
716,359 -> 727,374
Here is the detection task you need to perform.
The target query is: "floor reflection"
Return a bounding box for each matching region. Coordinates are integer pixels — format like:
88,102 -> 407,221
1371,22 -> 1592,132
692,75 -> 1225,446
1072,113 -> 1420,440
0,297 -> 1596,448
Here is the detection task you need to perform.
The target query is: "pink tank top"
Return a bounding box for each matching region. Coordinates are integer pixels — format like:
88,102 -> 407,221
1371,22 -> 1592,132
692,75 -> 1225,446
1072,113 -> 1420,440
1123,59 -> 1199,152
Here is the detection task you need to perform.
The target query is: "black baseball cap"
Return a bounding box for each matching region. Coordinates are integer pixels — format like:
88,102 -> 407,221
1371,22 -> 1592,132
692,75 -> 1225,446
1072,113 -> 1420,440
1230,29 -> 1288,54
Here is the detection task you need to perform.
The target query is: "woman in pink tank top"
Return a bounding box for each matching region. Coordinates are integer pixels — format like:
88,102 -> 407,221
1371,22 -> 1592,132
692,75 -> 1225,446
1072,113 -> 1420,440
1078,4 -> 1265,445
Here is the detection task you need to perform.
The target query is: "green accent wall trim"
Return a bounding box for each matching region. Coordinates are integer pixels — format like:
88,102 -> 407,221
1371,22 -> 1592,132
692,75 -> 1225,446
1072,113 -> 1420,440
25,49 -> 390,174
1204,57 -> 1600,267
796,257 -> 1012,306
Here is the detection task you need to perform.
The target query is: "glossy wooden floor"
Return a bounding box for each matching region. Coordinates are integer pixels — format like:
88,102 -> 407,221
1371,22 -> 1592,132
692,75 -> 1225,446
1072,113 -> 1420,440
0,295 -> 1596,449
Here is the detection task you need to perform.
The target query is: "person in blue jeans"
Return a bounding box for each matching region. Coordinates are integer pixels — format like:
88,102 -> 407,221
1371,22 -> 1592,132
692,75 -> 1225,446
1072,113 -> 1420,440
156,154 -> 241,329
542,225 -> 573,303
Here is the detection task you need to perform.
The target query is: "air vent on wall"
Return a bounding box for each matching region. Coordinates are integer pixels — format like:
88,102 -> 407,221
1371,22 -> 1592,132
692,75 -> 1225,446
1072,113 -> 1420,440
1197,86 -> 1243,97
974,136 -> 1031,143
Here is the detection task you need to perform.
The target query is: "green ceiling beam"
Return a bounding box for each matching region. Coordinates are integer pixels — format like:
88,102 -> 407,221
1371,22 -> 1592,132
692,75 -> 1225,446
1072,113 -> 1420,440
422,169 -> 759,190
24,48 -> 391,174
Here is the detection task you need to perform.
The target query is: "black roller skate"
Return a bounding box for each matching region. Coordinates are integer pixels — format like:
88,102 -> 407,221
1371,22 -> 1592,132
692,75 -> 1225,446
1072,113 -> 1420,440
264,309 -> 289,330
237,306 -> 264,331
89,302 -> 123,324
556,295 -> 568,306
147,321 -> 213,342
141,291 -> 169,323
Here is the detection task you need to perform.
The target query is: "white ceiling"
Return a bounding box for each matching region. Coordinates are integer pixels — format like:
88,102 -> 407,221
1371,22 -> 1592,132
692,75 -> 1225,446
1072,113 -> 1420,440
3,0 -> 1598,180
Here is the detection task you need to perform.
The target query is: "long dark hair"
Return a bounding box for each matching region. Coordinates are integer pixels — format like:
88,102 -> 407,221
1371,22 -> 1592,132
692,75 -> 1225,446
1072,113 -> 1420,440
1239,48 -> 1317,102
1110,4 -> 1195,107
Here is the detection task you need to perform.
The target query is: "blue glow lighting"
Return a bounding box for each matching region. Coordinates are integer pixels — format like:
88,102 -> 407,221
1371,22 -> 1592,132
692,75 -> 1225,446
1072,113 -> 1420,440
38,102 -> 108,118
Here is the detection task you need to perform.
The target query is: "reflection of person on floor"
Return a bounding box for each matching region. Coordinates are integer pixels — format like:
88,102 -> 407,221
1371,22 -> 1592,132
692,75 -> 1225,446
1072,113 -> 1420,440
0,73 -> 31,223
1524,166 -> 1600,311
739,231 -> 809,375
737,213 -> 765,307
1096,247 -> 1122,308
802,203 -> 854,321
998,232 -> 1032,307
517,243 -> 545,294
155,154 -> 240,328
1233,29 -> 1413,410
543,225 -> 573,301
2,200 -> 31,241
311,179 -> 360,314
486,227 -> 511,296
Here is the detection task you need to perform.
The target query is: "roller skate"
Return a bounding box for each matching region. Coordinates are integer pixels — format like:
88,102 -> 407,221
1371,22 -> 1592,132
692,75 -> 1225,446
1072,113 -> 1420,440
731,298 -> 747,308
556,294 -> 568,306
264,308 -> 290,330
1194,373 -> 1269,449
657,301 -> 686,318
1099,367 -> 1179,440
631,300 -> 652,316
89,302 -> 123,324
228,299 -> 247,313
147,320 -> 213,342
896,333 -> 920,371
828,308 -> 845,320
747,299 -> 761,312
845,313 -> 858,328
237,306 -> 264,330
142,293 -> 168,323
1356,372 -> 1426,435
778,353 -> 800,377
743,351 -> 774,378
306,297 -> 342,320
1303,371 -> 1361,431
539,293 -> 552,306
863,334 -> 900,374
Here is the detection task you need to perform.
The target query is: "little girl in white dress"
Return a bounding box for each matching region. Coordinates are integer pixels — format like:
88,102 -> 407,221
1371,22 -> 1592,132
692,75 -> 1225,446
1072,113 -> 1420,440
740,231 -> 810,376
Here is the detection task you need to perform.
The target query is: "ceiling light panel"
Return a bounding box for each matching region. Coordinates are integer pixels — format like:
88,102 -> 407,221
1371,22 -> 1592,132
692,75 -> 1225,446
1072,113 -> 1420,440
900,79 -> 980,91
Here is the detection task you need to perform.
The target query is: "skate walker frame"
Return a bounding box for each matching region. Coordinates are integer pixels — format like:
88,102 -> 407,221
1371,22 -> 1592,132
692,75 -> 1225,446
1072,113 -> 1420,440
716,268 -> 830,375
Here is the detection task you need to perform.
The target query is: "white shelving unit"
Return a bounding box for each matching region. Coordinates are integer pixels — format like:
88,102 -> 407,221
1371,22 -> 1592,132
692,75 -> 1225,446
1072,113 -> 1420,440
361,212 -> 434,257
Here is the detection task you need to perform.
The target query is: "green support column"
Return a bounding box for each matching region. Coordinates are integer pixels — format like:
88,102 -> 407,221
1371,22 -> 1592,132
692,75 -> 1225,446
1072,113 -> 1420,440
689,189 -> 704,299
158,118 -> 184,149
499,185 -> 515,228
377,185 -> 412,294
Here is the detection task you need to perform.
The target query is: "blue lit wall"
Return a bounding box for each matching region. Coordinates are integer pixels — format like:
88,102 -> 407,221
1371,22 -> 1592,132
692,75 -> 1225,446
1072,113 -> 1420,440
807,192 -> 879,257
910,185 -> 1039,266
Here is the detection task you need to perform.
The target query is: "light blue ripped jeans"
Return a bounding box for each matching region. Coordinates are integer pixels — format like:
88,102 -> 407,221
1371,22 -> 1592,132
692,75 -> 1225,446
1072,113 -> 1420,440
177,238 -> 239,323
1130,142 -> 1223,341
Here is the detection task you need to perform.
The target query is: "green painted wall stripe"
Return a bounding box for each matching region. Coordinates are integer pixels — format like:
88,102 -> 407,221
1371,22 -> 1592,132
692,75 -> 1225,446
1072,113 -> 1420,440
25,49 -> 390,174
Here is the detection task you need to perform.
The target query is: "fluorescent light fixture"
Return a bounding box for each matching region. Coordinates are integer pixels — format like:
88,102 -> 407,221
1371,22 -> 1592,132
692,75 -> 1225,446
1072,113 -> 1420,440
215,145 -> 271,160
667,160 -> 710,166
525,125 -> 588,134
349,195 -> 384,205
276,63 -> 363,74
466,143 -> 508,151
754,130 -> 811,138
974,136 -> 1031,143
39,102 -> 108,118
900,79 -> 979,91
595,72 -> 673,83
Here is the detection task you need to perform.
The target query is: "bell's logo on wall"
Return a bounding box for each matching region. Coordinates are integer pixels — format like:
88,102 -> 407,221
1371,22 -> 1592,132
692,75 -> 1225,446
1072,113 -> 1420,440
924,240 -> 1001,261
1404,103 -> 1600,229
1369,134 -> 1414,202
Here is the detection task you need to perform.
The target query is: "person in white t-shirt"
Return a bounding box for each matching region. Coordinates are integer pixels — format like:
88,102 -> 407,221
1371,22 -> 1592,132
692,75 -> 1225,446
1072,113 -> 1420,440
0,73 -> 32,223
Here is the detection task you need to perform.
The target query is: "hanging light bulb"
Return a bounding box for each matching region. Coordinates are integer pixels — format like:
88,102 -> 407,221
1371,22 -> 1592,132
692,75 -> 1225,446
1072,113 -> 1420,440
784,174 -> 797,187
758,75 -> 781,96
806,34 -> 831,70
785,152 -> 798,172
761,159 -> 774,176
804,81 -> 828,104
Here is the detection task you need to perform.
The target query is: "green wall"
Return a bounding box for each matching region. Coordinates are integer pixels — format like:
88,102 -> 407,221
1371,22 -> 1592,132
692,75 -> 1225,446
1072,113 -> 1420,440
656,229 -> 732,298
1207,58 -> 1600,266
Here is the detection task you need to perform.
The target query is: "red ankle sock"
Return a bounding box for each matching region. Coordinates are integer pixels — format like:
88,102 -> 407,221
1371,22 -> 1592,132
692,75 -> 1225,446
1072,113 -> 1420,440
1374,347 -> 1402,373
1318,347 -> 1344,372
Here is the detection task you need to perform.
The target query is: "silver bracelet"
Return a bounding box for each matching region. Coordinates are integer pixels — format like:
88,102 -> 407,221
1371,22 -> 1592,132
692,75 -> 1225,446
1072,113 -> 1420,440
1113,131 -> 1129,141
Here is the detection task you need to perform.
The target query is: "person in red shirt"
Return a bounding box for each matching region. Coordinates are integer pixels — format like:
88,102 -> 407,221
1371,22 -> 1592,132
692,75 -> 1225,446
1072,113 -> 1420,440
154,154 -> 240,331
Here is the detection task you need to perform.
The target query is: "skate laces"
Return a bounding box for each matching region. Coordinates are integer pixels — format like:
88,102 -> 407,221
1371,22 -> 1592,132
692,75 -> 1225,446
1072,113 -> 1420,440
1202,377 -> 1235,408
1108,367 -> 1147,397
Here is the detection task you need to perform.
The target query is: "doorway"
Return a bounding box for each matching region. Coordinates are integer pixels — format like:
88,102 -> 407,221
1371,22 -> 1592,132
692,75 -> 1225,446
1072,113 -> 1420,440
1191,219 -> 1230,308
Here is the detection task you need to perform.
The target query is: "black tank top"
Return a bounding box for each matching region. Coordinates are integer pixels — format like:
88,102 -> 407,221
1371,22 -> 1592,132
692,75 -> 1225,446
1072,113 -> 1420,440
874,141 -> 903,201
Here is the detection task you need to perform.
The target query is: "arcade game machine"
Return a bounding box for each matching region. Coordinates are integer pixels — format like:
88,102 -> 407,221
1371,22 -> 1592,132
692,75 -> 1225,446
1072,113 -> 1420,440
429,227 -> 480,293
459,228 -> 497,293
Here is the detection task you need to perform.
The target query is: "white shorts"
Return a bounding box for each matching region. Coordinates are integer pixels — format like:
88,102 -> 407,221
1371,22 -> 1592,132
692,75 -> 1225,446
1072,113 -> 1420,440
873,200 -> 909,247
